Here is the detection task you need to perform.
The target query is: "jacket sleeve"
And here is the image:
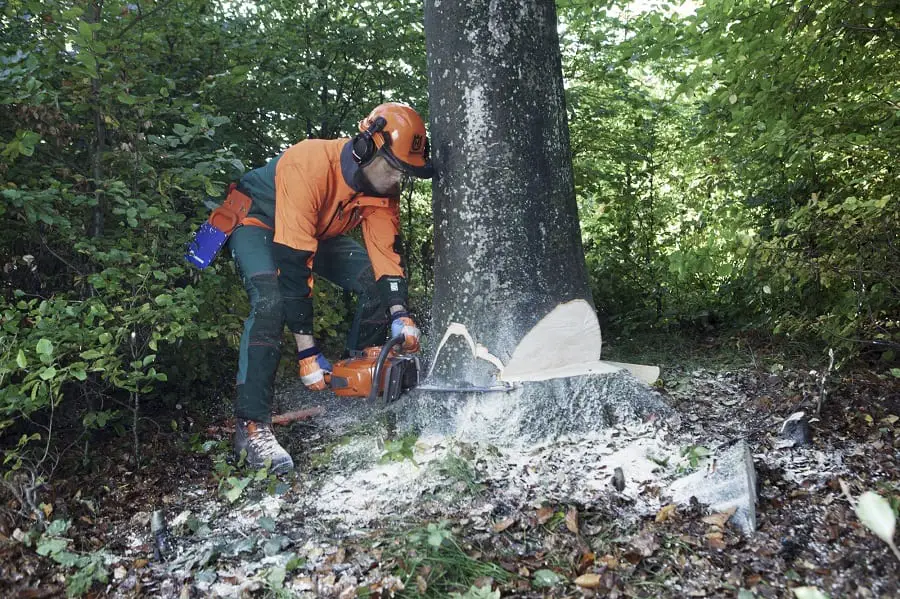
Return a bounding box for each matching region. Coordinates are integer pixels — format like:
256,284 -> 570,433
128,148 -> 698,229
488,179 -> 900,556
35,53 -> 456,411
273,163 -> 322,334
361,202 -> 409,308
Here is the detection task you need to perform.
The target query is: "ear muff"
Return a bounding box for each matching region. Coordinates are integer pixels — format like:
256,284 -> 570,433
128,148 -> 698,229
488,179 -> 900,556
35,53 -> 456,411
351,116 -> 388,166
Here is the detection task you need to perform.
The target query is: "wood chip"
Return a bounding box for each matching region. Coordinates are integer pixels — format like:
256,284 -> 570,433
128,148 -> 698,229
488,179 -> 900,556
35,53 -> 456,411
566,506 -> 579,534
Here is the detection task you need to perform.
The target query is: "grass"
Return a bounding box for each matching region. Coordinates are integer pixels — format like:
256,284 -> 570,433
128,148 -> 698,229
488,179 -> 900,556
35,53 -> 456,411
435,450 -> 484,498
372,521 -> 511,599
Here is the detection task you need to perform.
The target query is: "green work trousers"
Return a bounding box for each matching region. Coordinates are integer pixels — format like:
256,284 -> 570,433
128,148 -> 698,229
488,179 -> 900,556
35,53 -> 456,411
228,225 -> 388,423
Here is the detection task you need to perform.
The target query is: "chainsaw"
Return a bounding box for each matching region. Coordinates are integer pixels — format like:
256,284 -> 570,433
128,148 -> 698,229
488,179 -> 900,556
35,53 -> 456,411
325,335 -> 421,405
325,334 -> 518,404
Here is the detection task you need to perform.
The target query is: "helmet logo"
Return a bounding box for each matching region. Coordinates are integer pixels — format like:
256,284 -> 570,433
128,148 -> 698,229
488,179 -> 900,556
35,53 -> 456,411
410,134 -> 424,153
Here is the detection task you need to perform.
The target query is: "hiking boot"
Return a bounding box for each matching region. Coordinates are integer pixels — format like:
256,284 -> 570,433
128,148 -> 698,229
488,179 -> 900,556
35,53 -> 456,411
234,419 -> 294,474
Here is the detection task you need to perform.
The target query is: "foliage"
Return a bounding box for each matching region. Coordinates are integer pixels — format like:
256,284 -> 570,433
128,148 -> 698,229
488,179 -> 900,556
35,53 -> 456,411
24,519 -> 108,597
0,0 -> 428,495
380,431 -> 419,466
559,0 -> 899,366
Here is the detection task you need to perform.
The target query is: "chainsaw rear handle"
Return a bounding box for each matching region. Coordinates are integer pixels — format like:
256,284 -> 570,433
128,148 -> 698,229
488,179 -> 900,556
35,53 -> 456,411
367,334 -> 406,403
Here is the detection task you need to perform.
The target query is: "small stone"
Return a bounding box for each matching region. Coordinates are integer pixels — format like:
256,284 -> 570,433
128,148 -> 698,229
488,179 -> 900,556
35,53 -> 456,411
611,467 -> 625,491
129,511 -> 151,527
779,412 -> 811,446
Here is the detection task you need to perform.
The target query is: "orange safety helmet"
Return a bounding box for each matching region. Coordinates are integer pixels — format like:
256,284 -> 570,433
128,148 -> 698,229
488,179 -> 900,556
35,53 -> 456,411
353,102 -> 434,179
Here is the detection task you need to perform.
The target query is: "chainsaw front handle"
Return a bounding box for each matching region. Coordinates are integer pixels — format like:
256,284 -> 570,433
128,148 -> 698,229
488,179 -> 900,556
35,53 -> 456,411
367,334 -> 407,403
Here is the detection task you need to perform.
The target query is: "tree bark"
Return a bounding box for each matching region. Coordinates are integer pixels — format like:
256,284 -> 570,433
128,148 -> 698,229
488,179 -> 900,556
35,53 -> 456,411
424,0 -> 591,381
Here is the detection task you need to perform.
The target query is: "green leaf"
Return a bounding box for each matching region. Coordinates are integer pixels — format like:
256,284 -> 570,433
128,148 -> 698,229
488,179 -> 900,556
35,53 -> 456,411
16,350 -> 27,369
36,537 -> 67,556
36,339 -> 53,356
890,368 -> 900,379
46,519 -> 71,536
258,517 -> 276,532
223,476 -> 251,503
80,349 -> 103,360
154,294 -> 172,307
98,333 -> 112,344
532,569 -> 563,588
71,368 -> 87,381
792,588 -> 830,599
39,366 -> 58,381
116,92 -> 137,105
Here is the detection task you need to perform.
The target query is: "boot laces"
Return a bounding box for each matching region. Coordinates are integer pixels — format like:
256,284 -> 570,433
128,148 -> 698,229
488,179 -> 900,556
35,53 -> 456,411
247,423 -> 284,459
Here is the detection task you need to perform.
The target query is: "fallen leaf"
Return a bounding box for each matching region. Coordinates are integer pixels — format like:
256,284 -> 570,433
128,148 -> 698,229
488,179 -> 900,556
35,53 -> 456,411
133,558 -> 149,569
574,573 -> 601,588
702,507 -> 737,528
792,587 -> 829,599
492,517 -> 516,533
655,504 -> 677,523
533,569 -> 563,588
566,507 -> 579,534
705,531 -> 726,550
855,491 -> 896,545
473,576 -> 494,590
536,506 -> 554,525
598,554 -> 619,569
578,551 -> 596,573
416,575 -> 427,595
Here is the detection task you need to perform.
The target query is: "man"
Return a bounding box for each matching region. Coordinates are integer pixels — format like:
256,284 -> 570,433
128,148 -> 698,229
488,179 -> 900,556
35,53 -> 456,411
226,102 -> 432,473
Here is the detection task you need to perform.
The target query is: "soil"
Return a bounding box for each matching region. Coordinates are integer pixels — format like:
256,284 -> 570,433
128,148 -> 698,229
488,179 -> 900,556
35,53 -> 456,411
1,333 -> 897,598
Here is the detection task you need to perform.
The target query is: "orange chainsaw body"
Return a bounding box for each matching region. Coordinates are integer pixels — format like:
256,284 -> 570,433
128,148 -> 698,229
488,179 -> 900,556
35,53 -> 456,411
328,346 -> 419,403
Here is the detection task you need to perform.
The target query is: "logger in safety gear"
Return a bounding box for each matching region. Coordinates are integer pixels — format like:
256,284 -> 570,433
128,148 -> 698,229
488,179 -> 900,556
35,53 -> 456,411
226,102 -> 432,473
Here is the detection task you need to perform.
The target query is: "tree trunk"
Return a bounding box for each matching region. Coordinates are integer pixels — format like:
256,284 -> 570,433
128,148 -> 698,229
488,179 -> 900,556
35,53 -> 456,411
424,0 -> 591,383
87,1 -> 105,238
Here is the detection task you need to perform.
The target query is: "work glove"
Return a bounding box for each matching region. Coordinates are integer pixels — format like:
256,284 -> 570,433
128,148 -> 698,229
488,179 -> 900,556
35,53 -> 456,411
297,346 -> 332,391
390,311 -> 420,353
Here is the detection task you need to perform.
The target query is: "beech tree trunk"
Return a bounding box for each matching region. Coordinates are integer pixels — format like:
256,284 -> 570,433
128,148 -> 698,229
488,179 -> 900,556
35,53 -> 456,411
425,0 -> 592,381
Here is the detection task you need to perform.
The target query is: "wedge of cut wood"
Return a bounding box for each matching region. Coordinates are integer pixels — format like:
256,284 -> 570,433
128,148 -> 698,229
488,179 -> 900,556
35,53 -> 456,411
597,361 -> 660,385
429,300 -> 660,386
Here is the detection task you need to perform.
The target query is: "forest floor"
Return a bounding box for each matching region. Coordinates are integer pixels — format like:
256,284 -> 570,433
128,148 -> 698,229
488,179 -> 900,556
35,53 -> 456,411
1,331 -> 898,598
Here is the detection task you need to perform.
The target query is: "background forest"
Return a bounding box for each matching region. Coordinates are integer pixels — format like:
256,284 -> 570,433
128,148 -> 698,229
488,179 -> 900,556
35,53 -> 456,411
0,0 -> 897,516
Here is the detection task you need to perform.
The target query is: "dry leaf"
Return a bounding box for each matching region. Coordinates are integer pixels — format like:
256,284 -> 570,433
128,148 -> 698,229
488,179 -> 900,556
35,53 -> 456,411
705,531 -> 726,550
574,573 -> 602,588
578,551 -> 596,572
702,507 -> 737,527
492,517 -> 516,533
655,504 -> 677,523
416,575 -> 427,595
598,554 -> 619,569
536,506 -> 554,525
40,503 -> 53,518
566,507 -> 579,534
133,558 -> 149,569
